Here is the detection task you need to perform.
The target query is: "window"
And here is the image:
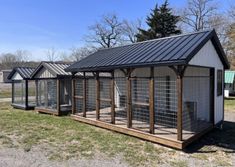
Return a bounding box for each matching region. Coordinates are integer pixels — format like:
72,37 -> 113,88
217,70 -> 223,96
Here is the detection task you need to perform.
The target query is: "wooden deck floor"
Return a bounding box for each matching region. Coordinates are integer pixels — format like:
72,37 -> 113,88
73,107 -> 213,149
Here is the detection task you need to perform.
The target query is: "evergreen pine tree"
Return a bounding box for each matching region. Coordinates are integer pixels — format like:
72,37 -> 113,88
136,0 -> 181,42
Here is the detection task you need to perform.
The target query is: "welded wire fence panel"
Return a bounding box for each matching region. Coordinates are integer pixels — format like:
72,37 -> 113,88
154,76 -> 177,129
86,78 -> 96,118
100,78 -> 111,123
114,77 -> 127,125
13,81 -> 25,105
74,79 -> 83,115
183,76 -> 211,140
28,81 -> 36,106
131,78 -> 150,132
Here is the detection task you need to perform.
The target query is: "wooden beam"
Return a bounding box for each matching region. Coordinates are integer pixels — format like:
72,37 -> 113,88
57,79 -> 61,115
149,67 -> 155,134
127,69 -> 132,128
72,78 -> 76,114
25,80 -> 28,109
83,72 -> 87,117
110,71 -> 115,124
96,72 -> 100,120
176,66 -> 184,141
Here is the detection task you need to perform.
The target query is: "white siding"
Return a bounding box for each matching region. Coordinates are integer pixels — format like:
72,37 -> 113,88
34,68 -> 55,78
12,72 -> 23,80
189,40 -> 224,124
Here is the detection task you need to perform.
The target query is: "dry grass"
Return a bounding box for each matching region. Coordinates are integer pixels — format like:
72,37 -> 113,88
0,102 -> 234,166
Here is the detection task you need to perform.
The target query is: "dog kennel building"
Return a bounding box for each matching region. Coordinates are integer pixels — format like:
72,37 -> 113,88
31,62 -> 73,115
66,30 -> 229,149
8,67 -> 36,110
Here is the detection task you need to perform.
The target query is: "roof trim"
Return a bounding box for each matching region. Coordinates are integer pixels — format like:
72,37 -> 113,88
8,67 -> 35,80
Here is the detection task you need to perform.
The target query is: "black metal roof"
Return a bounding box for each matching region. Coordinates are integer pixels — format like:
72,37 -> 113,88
66,29 -> 229,72
8,67 -> 35,80
31,61 -> 72,78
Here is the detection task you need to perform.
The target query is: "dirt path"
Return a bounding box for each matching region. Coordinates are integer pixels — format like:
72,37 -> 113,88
0,147 -> 128,167
0,98 -> 11,102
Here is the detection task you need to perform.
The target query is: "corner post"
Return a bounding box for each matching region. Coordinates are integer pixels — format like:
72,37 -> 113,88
96,72 -> 100,120
57,79 -> 61,115
72,73 -> 76,114
176,66 -> 186,141
127,69 -> 132,128
210,68 -> 215,126
83,72 -> 87,117
149,67 -> 155,134
25,80 -> 28,109
12,81 -> 14,104
111,71 -> 115,124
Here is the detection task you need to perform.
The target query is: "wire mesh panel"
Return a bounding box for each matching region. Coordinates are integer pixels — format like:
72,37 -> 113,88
74,79 -> 83,116
99,78 -> 112,123
154,76 -> 177,129
28,80 -> 36,107
37,80 -> 57,110
86,78 -> 96,119
131,78 -> 150,132
13,80 -> 25,105
183,76 -> 211,140
114,77 -> 127,125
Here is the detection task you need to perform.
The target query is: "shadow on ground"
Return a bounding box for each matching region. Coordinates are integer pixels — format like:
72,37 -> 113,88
184,121 -> 235,154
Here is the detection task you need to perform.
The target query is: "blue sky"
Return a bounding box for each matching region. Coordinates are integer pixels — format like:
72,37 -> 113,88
0,0 -> 233,60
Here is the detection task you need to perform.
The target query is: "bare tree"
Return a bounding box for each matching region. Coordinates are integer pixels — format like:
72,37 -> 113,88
181,0 -> 218,31
15,49 -> 31,61
70,47 -> 95,62
122,19 -> 142,43
45,47 -> 58,61
85,14 -> 124,48
0,53 -> 22,69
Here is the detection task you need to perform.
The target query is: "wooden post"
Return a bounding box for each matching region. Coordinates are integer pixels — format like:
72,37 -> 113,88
149,67 -> 155,134
57,79 -> 61,115
12,81 -> 14,104
25,80 -> 28,109
72,77 -> 75,114
127,69 -> 132,128
111,71 -> 115,124
35,80 -> 38,106
177,67 -> 183,141
96,72 -> 100,120
83,72 -> 87,117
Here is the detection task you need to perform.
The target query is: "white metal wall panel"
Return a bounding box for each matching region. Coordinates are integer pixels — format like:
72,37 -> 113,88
189,40 -> 224,124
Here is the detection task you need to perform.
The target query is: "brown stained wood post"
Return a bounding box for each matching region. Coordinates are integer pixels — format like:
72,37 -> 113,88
35,80 -> 38,106
83,72 -> 87,117
96,72 -> 100,120
57,79 -> 61,115
111,71 -> 115,124
127,69 -> 132,128
72,76 -> 76,114
149,67 -> 155,134
177,67 -> 183,141
25,80 -> 28,109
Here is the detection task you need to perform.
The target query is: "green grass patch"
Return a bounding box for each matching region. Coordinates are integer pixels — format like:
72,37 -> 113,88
225,98 -> 235,112
0,102 -> 165,166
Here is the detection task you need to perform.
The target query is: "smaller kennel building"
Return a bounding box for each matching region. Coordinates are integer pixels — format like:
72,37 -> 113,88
8,67 -> 36,110
224,70 -> 235,96
66,30 -> 229,149
31,62 -> 72,115
0,70 -> 11,83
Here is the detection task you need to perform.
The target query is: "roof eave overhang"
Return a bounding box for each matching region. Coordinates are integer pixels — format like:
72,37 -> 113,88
66,60 -> 188,73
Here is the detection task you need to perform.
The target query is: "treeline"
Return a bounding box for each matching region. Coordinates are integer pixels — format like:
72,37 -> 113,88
1,0 -> 235,70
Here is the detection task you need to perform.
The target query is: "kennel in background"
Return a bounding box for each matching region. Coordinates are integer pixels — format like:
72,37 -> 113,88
31,62 -> 73,116
8,67 -> 36,110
